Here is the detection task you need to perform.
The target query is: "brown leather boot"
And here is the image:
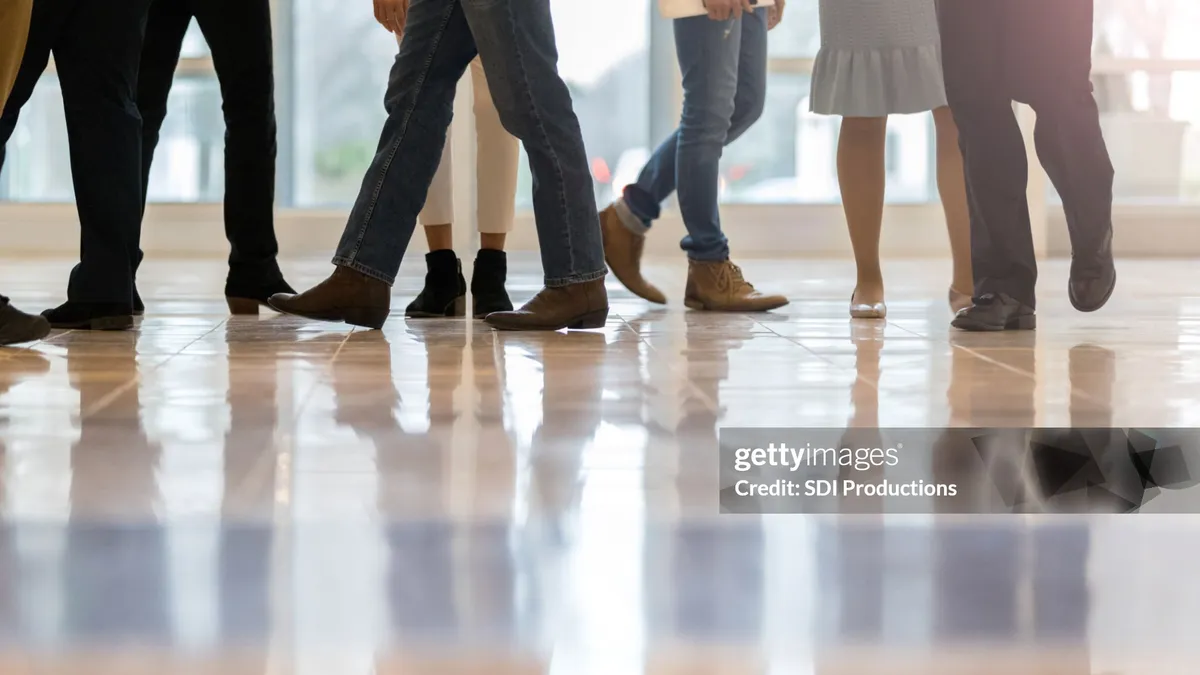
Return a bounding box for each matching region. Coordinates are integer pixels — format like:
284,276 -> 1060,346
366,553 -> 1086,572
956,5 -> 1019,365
600,205 -> 666,304
267,266 -> 392,329
684,259 -> 789,312
484,278 -> 608,331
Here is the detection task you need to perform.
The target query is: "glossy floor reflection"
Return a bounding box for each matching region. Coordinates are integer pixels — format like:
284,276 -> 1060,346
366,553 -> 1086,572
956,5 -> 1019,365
2,256 -> 1200,673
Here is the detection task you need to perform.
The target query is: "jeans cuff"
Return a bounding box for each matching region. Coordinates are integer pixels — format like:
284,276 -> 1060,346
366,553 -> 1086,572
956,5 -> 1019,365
614,198 -> 651,236
331,256 -> 396,286
544,268 -> 607,288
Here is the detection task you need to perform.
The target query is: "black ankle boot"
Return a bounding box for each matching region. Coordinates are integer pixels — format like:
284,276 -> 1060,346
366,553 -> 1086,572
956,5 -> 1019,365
471,249 -> 513,319
226,261 -> 296,315
406,250 -> 466,318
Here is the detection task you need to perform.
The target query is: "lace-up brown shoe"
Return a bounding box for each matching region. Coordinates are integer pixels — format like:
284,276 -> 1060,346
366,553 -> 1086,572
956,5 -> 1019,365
684,259 -> 788,312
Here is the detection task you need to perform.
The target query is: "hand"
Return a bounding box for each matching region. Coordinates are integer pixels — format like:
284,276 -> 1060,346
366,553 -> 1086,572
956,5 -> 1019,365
768,0 -> 786,29
703,0 -> 756,21
374,0 -> 409,34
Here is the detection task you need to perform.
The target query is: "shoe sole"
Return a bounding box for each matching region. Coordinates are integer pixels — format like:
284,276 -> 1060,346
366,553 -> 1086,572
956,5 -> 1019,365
268,300 -> 390,330
49,315 -> 134,331
0,318 -> 52,346
683,298 -> 790,312
1069,268 -> 1116,313
951,314 -> 1037,332
227,297 -> 277,316
486,308 -> 608,332
406,296 -> 466,320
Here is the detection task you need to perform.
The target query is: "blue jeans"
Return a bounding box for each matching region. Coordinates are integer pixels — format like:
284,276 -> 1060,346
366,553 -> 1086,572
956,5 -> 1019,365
332,0 -> 606,287
619,9 -> 767,261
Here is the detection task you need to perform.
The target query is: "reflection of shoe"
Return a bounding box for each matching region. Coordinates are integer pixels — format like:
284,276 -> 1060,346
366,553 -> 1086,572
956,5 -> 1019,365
600,204 -> 666,305
406,250 -> 466,319
951,293 -> 1036,332
849,290 -> 886,320
949,286 -> 973,314
484,279 -> 608,331
1069,228 -> 1116,313
225,262 -> 296,315
1,299 -> 52,345
269,266 -> 391,329
684,259 -> 788,312
41,301 -> 133,331
470,249 -> 513,318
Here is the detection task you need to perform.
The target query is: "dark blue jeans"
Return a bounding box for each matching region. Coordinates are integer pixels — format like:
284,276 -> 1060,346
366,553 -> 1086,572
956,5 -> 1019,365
332,0 -> 606,288
620,10 -> 768,261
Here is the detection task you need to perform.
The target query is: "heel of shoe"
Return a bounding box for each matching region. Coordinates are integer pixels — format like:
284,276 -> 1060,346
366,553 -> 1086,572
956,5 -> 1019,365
344,307 -> 389,330
1010,314 -> 1037,331
91,315 -> 134,331
227,297 -> 261,316
448,295 -> 466,317
568,308 -> 609,330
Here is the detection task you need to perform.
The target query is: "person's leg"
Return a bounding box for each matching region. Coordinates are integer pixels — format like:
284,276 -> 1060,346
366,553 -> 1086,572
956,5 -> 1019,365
837,116 -> 888,314
0,0 -> 60,165
0,0 -> 34,110
468,57 -> 516,317
408,134 -> 468,318
268,0 -> 477,329
406,38 -> 467,320
933,105 -> 974,310
937,0 -> 1036,331
674,9 -> 785,312
462,0 -> 609,331
132,0 -> 191,315
1009,0 -> 1115,313
194,0 -> 293,310
45,0 -> 153,329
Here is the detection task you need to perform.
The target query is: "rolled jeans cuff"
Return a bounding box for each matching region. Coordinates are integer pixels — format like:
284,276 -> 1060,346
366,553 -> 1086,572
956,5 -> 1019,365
331,257 -> 397,286
544,267 -> 607,288
614,198 -> 650,235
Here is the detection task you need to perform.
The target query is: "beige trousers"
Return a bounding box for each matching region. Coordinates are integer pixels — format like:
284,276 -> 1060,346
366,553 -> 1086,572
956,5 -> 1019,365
414,52 -> 520,234
0,0 -> 33,111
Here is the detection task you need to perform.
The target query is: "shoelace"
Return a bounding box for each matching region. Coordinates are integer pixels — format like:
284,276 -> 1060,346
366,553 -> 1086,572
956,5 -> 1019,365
725,263 -> 754,292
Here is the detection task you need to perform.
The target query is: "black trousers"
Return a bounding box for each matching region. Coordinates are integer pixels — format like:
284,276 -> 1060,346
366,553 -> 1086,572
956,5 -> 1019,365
0,0 -> 152,306
138,0 -> 279,271
937,0 -> 1114,309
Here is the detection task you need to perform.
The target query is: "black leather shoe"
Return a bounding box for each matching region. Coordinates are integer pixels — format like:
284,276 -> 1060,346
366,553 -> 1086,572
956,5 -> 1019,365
1069,229 -> 1116,313
951,293 -> 1036,332
0,298 -> 52,346
41,301 -> 134,331
225,263 -> 296,315
471,249 -> 513,318
406,250 -> 466,318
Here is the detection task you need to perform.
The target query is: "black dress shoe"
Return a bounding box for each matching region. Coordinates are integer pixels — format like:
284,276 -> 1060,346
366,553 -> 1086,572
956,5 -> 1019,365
1069,229 -> 1116,313
470,249 -> 513,318
951,293 -> 1036,332
41,301 -> 134,331
406,250 -> 466,318
225,264 -> 296,315
0,297 -> 52,346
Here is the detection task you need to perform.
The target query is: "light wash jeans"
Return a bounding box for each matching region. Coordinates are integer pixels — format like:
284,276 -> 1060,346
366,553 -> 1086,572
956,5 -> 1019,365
617,9 -> 768,261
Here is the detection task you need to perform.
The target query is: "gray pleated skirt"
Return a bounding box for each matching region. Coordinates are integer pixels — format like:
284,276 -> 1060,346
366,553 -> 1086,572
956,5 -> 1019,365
810,0 -> 947,117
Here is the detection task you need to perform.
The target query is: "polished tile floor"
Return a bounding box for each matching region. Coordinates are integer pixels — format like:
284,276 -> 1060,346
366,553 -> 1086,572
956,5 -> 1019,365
2,255 -> 1200,673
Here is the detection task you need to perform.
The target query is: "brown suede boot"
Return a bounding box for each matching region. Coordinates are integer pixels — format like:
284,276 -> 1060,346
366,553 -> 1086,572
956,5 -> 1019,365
267,266 -> 391,329
600,205 -> 666,304
484,278 -> 608,331
684,259 -> 789,312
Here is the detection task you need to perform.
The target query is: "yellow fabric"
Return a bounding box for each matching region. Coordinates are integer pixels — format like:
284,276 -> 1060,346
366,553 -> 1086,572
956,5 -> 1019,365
0,0 -> 34,110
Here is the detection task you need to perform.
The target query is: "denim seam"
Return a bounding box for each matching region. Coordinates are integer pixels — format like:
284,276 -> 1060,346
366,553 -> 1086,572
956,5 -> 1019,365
332,256 -> 397,286
343,2 -> 457,269
544,267 -> 608,288
499,0 -> 576,275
